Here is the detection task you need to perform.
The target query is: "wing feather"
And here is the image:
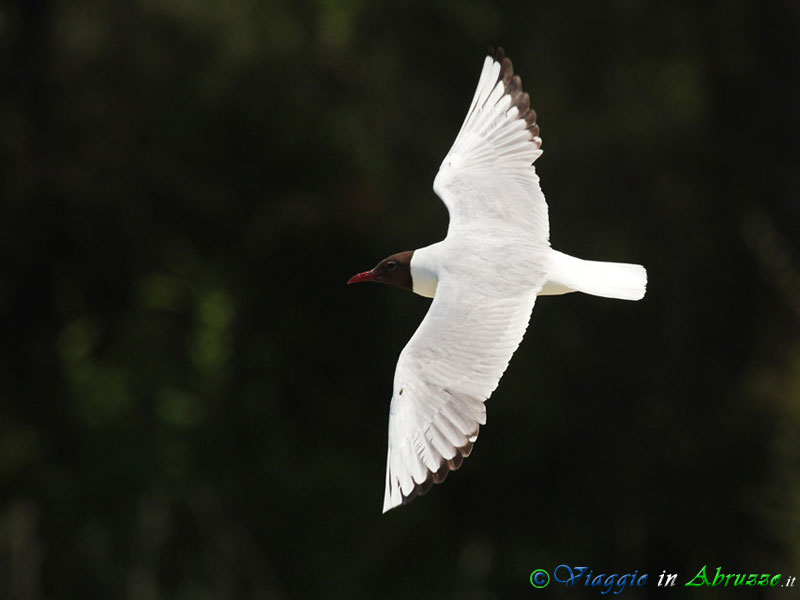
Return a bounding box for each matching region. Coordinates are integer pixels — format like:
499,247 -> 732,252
382,279 -> 537,512
433,49 -> 548,242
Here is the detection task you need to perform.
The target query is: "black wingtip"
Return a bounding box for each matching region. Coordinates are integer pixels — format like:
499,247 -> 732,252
486,47 -> 541,148
398,437 -> 478,507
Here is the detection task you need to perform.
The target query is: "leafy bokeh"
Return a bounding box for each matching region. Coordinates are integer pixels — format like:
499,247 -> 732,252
2,0 -> 799,598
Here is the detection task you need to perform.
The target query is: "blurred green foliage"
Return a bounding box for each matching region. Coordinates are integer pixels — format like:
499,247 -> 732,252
1,0 -> 799,598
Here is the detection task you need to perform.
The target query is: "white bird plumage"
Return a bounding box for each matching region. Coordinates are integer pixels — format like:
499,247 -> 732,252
352,48 -> 647,513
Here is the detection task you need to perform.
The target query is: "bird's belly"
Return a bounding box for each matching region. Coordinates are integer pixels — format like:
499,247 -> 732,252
419,235 -> 549,297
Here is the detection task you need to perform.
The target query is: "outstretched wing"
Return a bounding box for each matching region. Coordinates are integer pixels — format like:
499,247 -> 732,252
433,48 -> 548,242
382,277 -> 538,512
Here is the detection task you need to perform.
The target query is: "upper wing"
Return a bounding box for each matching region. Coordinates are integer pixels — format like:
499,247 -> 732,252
382,277 -> 538,512
433,48 -> 549,242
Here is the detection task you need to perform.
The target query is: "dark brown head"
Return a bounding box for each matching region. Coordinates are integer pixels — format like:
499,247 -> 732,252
347,251 -> 414,291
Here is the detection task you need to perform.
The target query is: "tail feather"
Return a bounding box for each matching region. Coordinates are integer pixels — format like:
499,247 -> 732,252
540,250 -> 647,301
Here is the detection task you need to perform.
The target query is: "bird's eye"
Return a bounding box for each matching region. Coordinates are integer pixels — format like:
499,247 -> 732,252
386,261 -> 397,271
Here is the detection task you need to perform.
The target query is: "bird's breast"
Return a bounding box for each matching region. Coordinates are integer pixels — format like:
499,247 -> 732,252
409,258 -> 438,298
409,243 -> 445,298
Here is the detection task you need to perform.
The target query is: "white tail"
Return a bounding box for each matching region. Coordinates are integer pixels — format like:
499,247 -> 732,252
540,249 -> 647,301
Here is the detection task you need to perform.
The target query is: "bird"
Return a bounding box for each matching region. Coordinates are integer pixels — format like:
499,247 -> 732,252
348,48 -> 647,513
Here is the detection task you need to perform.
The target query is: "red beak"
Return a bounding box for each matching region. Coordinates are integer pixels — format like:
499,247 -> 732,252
347,270 -> 376,284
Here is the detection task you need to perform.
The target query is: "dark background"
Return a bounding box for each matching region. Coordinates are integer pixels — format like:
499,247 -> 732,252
2,0 -> 799,598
